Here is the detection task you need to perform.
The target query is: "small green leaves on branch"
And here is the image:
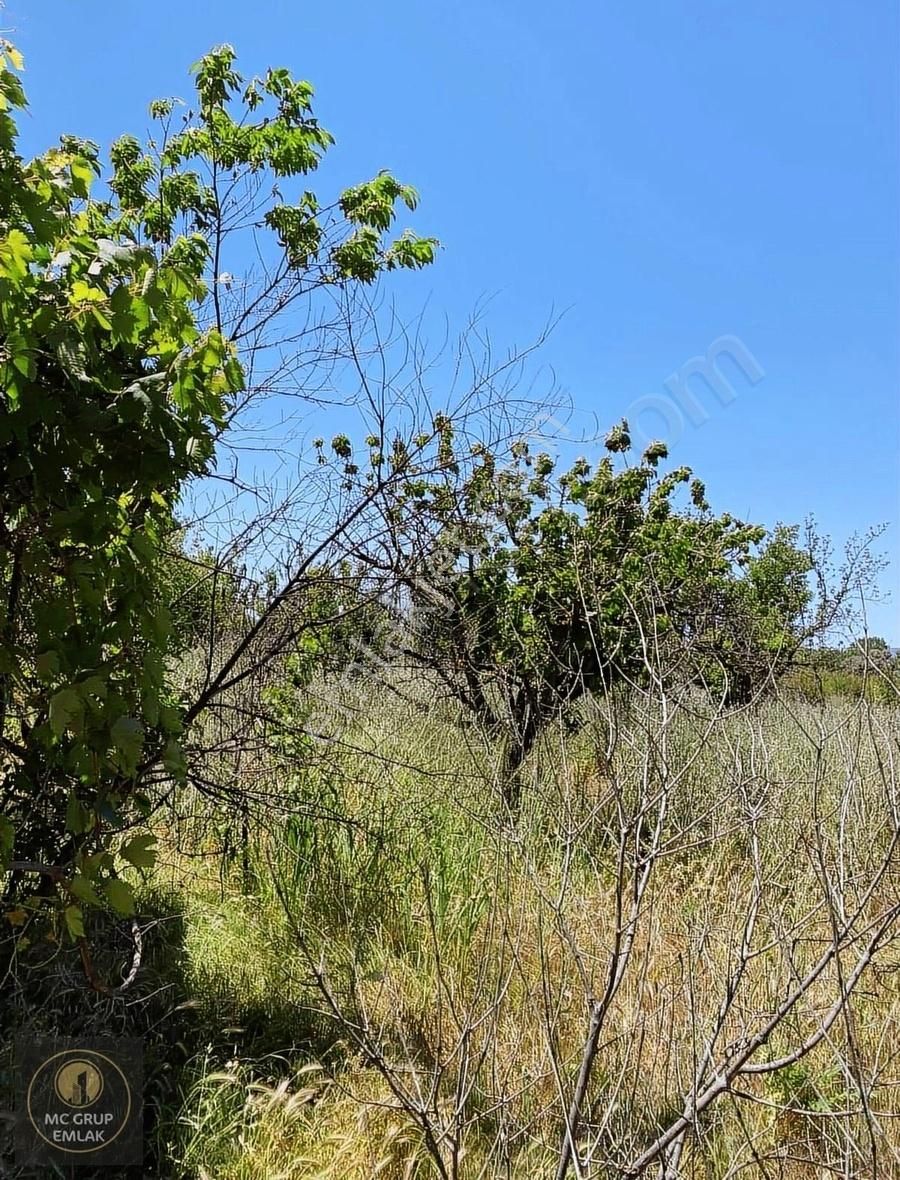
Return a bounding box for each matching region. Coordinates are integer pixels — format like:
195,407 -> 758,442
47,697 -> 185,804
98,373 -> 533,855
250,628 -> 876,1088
104,44 -> 438,286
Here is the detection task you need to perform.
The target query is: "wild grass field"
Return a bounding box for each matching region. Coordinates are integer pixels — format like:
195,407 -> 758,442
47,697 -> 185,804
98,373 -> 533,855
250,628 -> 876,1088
126,685 -> 900,1179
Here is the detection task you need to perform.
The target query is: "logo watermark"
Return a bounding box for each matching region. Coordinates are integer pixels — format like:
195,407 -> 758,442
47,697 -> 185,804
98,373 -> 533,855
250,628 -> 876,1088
631,334 -> 764,450
525,333 -> 764,457
15,1038 -> 143,1167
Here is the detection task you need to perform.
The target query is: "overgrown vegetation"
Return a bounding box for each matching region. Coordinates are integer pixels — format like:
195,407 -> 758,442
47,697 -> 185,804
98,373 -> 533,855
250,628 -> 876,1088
1,39 -> 898,1180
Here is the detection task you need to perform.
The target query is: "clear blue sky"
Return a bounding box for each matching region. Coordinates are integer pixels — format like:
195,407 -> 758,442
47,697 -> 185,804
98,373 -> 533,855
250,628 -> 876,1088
6,0 -> 899,639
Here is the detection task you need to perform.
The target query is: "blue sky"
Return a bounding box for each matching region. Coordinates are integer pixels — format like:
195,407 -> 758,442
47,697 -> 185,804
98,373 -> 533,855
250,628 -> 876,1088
6,0 -> 899,639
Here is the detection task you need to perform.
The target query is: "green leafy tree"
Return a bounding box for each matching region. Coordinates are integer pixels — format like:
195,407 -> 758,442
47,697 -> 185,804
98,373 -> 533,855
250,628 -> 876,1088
0,52 -> 237,939
683,524 -> 814,703
360,418 -> 818,806
0,43 -> 436,961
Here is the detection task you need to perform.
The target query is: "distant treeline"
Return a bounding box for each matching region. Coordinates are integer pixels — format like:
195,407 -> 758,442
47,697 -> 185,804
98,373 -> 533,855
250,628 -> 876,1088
786,637 -> 899,702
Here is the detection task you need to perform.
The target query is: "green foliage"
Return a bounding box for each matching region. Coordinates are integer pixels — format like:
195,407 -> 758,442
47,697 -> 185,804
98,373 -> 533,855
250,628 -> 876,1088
260,565 -> 394,761
361,419 -> 815,799
0,45 -> 235,928
108,44 -> 437,284
764,1060 -> 845,1114
0,40 -> 436,947
156,527 -> 250,656
681,524 -> 815,703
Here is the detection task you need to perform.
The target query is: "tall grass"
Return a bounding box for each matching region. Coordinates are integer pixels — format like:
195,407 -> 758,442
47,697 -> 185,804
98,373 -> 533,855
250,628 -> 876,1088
154,688 -> 900,1178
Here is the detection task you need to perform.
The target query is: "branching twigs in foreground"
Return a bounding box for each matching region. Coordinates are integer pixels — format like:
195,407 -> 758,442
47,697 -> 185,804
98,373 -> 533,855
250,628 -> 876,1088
542,658 -> 900,1177
623,903 -> 900,1177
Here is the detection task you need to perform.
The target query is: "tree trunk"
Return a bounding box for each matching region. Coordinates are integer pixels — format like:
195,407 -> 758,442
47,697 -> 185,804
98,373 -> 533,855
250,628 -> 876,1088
500,697 -> 540,811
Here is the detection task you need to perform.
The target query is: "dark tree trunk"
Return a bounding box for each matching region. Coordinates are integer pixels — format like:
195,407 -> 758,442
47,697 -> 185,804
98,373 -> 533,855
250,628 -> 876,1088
500,690 -> 541,811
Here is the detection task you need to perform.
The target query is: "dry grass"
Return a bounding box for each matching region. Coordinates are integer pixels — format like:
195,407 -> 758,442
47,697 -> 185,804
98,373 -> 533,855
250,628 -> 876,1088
156,691 -> 900,1178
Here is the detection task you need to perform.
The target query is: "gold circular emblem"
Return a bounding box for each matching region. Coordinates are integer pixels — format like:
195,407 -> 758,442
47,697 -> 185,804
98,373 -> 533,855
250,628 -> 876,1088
26,1049 -> 132,1154
54,1059 -> 104,1108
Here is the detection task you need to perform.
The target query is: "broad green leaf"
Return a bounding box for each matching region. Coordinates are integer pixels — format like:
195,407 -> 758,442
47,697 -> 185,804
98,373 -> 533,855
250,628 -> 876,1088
65,793 -> 90,836
162,737 -> 187,780
110,715 -> 144,773
49,687 -> 82,737
103,878 -> 136,917
35,650 -> 60,682
69,874 -> 103,906
64,905 -> 85,940
120,833 -> 157,871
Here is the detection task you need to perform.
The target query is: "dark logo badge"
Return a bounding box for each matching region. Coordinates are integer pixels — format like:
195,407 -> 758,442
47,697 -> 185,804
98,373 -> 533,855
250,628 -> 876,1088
15,1038 -> 142,1166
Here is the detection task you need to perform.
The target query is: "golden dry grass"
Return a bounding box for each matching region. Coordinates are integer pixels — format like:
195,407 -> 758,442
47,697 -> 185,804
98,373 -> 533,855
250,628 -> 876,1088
158,694 -> 900,1178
